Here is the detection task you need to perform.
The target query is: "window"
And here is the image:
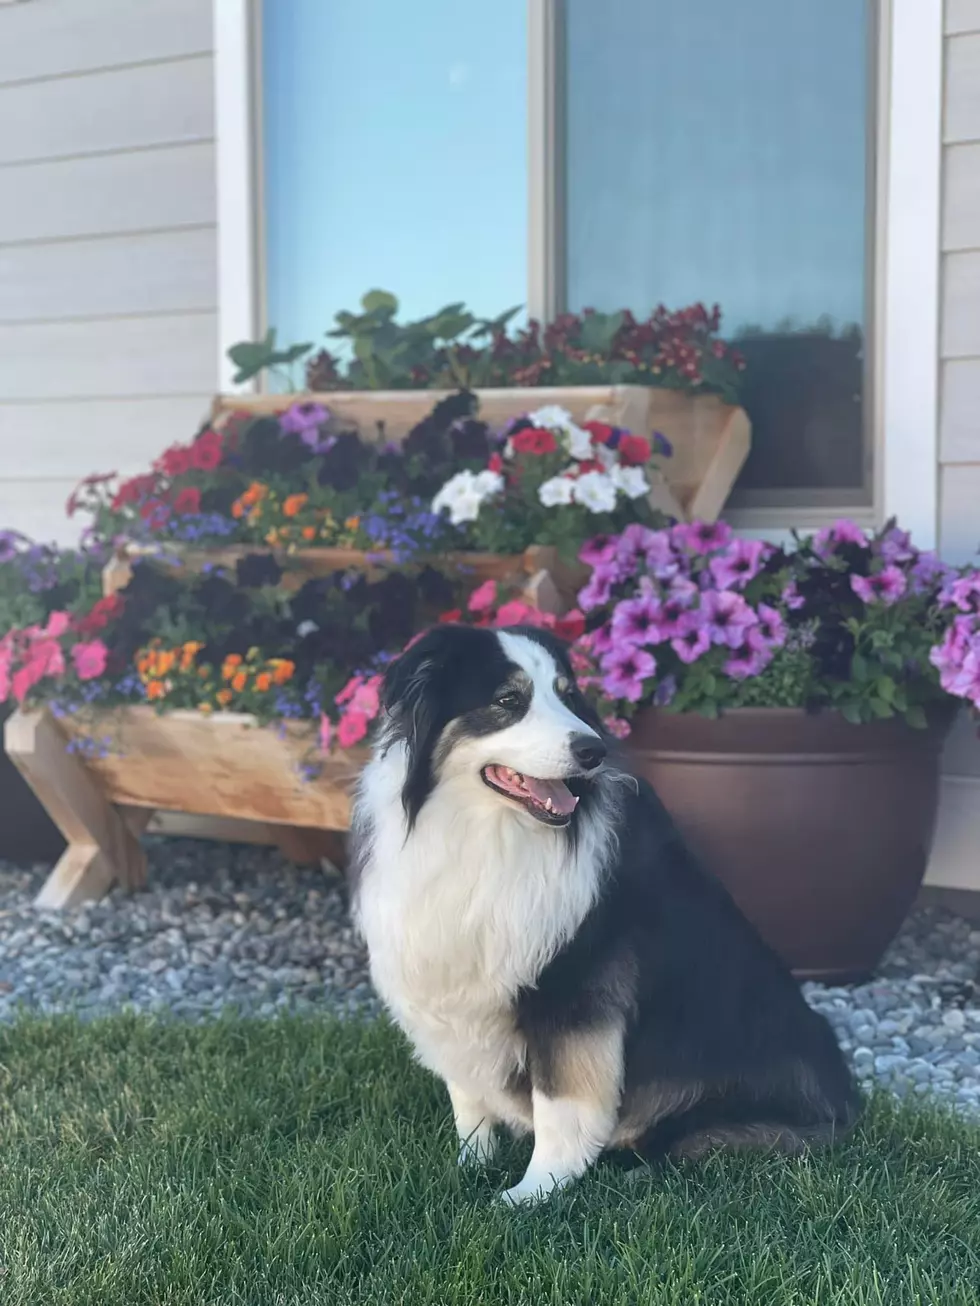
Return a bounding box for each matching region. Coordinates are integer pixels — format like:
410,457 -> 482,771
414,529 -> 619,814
258,0 -> 877,514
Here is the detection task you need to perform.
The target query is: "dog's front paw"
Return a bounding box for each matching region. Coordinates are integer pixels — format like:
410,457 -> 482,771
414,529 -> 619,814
457,1128 -> 497,1167
498,1169 -> 569,1206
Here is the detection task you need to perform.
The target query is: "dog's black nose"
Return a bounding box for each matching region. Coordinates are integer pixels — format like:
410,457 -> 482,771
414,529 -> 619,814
570,734 -> 607,771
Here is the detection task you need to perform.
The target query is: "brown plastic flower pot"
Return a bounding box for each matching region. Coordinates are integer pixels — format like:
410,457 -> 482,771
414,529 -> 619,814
627,707 -> 953,983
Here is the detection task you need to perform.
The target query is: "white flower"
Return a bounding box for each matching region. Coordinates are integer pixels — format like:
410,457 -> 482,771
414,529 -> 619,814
595,442 -> 617,470
610,464 -> 650,500
565,423 -> 594,460
432,469 -> 502,526
571,470 -> 618,514
529,404 -> 574,430
538,475 -> 576,507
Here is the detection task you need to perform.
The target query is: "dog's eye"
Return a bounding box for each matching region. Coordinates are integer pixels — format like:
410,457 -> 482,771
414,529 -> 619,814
494,691 -> 522,710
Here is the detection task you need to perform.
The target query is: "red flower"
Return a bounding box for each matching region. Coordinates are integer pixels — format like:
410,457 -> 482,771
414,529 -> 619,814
74,594 -> 124,637
617,434 -> 652,465
511,427 -> 557,456
554,608 -> 586,642
112,474 -> 158,510
438,608 -> 462,624
583,420 -> 616,445
190,429 -> 223,471
157,444 -> 193,477
572,459 -> 604,476
488,452 -> 504,474
139,499 -> 171,528
172,486 -> 201,515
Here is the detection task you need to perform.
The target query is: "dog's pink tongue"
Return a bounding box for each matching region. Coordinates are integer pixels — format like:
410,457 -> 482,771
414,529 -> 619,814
524,776 -> 578,815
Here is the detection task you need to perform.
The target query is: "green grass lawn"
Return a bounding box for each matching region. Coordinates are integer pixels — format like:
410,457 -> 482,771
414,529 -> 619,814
1,1016 -> 979,1306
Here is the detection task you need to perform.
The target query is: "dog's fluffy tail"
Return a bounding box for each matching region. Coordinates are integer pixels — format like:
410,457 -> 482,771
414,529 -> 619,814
665,1116 -> 854,1160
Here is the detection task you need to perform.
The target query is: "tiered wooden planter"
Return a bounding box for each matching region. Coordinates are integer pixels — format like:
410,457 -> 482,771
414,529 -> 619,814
3,385 -> 751,909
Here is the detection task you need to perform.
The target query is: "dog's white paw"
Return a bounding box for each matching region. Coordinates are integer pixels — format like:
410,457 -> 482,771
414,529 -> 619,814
498,1170 -> 569,1206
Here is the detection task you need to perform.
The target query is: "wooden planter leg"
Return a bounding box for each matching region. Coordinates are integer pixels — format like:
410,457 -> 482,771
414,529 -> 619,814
275,825 -> 348,871
3,710 -> 147,910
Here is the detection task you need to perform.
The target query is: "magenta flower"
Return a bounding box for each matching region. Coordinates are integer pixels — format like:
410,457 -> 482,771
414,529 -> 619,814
642,529 -> 683,580
71,640 -> 108,681
813,519 -> 869,560
671,613 -> 712,664
877,526 -> 915,565
610,595 -> 666,646
579,534 -> 619,568
747,603 -> 787,652
850,566 -> 907,606
600,644 -> 656,702
910,552 -> 954,596
943,574 -> 980,614
708,538 -> 770,590
602,715 -> 632,740
589,622 -> 615,655
781,581 -> 806,611
701,590 -> 758,648
671,520 -> 733,555
577,563 -> 619,612
656,584 -> 700,639
615,524 -> 677,579
930,616 -> 980,706
724,646 -> 772,680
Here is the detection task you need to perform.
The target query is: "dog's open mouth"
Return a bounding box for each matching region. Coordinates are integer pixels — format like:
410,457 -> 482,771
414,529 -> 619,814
481,764 -> 579,826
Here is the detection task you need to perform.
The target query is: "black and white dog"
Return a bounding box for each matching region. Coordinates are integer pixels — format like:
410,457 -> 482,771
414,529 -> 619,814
351,623 -> 859,1204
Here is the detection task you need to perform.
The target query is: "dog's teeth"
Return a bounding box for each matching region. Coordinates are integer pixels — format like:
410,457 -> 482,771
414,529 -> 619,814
572,795 -> 580,807
545,797 -> 553,811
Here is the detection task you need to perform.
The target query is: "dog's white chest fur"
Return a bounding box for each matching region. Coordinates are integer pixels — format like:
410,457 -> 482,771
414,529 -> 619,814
353,741 -> 609,1116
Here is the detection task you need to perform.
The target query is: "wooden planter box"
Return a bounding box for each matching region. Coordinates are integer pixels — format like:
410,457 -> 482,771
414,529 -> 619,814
102,541 -> 581,614
212,384 -> 751,524
4,706 -> 365,910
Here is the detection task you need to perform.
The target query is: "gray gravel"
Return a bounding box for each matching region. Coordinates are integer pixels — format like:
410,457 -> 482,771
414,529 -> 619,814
2,839 -> 980,1116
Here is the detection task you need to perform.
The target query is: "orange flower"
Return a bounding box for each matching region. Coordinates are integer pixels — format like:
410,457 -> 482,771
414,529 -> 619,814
283,493 -> 308,518
254,672 -> 272,692
265,528 -> 280,545
231,500 -> 245,519
268,658 -> 295,685
156,650 -> 176,676
231,670 -> 248,693
301,526 -> 317,541
198,666 -> 210,679
180,641 -> 203,671
221,654 -> 243,681
198,702 -> 213,715
242,481 -> 267,507
146,680 -> 166,700
344,515 -> 360,531
216,689 -> 233,707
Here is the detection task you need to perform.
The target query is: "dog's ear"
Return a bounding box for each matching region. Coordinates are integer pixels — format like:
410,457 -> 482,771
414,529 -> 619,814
381,629 -> 449,829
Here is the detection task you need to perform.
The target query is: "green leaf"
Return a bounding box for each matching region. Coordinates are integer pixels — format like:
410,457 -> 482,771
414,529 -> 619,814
578,311 -> 626,354
875,676 -> 897,704
905,704 -> 928,729
361,289 -> 399,315
869,697 -> 893,719
851,652 -> 869,681
840,702 -> 864,725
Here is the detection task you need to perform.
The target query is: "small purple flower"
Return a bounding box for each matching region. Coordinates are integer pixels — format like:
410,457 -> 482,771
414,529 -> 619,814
610,595 -> 665,647
0,529 -> 25,563
746,603 -> 787,652
651,431 -> 673,458
578,563 -> 619,612
877,526 -> 915,565
280,401 -> 329,435
930,617 -> 980,706
910,551 -> 954,596
943,574 -> 980,614
588,622 -> 616,656
724,646 -> 773,680
671,612 -> 712,664
781,581 -> 806,611
579,534 -> 619,568
701,590 -> 758,648
813,519 -> 869,560
600,644 -> 656,703
653,674 -> 678,706
708,538 -> 769,590
615,524 -> 667,576
850,566 -> 907,606
671,520 -> 733,555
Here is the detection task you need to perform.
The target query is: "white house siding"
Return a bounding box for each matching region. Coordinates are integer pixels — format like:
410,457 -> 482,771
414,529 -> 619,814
927,0 -> 980,889
0,0 -> 218,544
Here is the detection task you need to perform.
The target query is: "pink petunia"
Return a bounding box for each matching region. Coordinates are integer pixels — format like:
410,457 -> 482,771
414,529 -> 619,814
850,566 -> 907,606
671,612 -> 712,664
602,716 -> 632,740
813,519 -> 868,560
467,579 -> 498,613
335,675 -> 363,706
579,534 -> 619,568
495,599 -> 549,628
337,709 -> 370,748
348,675 -> 382,719
41,611 -> 71,639
671,520 -> 733,555
944,574 -> 980,614
577,563 -> 619,613
781,581 -> 806,611
600,644 -> 656,703
319,713 -> 333,752
724,646 -> 773,680
701,590 -> 758,649
746,603 -> 787,652
0,634 -> 12,703
11,639 -> 64,702
610,595 -> 666,647
70,639 -> 108,681
708,539 -> 770,591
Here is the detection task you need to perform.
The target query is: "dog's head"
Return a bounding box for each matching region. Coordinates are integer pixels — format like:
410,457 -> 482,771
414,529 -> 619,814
379,623 -> 608,830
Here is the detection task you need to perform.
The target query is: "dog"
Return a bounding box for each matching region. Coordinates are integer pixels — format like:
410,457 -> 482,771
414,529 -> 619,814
351,623 -> 860,1205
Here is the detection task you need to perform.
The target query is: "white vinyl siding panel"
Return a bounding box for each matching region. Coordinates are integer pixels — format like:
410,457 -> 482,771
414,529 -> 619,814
947,0 -> 980,36
0,0 -> 211,85
0,144 -> 217,245
943,142 -> 980,249
940,359 -> 980,461
0,0 -> 217,543
941,250 -> 980,356
0,397 -> 212,479
0,229 -> 218,323
0,56 -> 214,166
0,315 -> 218,401
945,32 -> 980,143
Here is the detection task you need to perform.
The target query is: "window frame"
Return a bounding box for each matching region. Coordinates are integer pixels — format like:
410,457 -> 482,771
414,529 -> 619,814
214,0 -> 942,547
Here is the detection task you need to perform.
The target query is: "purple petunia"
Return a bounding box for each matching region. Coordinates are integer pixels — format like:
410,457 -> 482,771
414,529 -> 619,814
610,594 -> 666,647
671,612 -> 712,664
930,615 -> 980,707
746,602 -> 787,653
579,534 -> 619,569
708,538 -> 770,591
850,566 -> 907,606
877,525 -> 916,565
671,520 -> 733,555
723,646 -> 773,680
280,402 -> 333,454
781,580 -> 806,611
578,563 -> 619,612
813,518 -> 869,560
600,644 -> 656,702
700,590 -> 758,648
